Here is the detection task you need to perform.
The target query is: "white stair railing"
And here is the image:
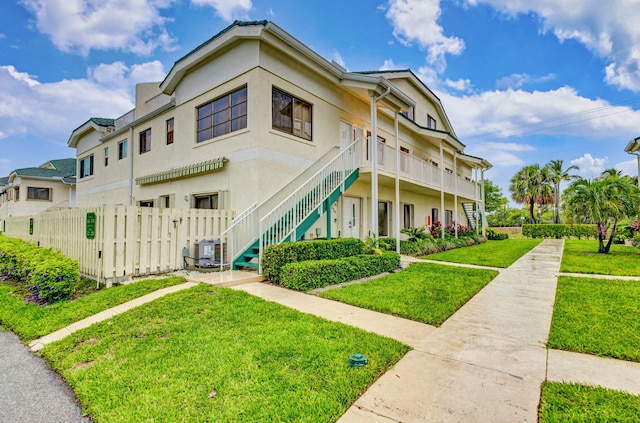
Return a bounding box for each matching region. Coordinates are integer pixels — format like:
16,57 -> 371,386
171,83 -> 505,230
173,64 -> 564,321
219,202 -> 258,269
258,139 -> 361,272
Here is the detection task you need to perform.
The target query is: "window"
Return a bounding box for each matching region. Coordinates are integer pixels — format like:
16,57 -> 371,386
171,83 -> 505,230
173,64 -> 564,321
400,107 -> 415,121
197,86 -> 247,143
427,114 -> 437,129
430,160 -> 439,168
400,146 -> 410,172
378,201 -> 389,237
80,155 -> 94,178
160,195 -> 171,208
194,193 -> 219,209
445,210 -> 453,226
118,140 -> 128,160
27,187 -> 51,201
166,118 -> 174,145
432,208 -> 439,224
104,147 -> 109,166
272,87 -> 312,140
139,200 -> 154,207
366,132 -> 386,165
14,186 -> 20,202
403,204 -> 414,229
139,128 -> 151,154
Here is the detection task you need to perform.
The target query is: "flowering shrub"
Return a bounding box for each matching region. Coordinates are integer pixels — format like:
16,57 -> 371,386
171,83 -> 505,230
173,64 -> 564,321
430,221 -> 474,238
0,234 -> 80,305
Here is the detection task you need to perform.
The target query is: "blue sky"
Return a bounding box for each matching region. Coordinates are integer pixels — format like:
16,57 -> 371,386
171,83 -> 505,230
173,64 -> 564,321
2,0 -> 640,200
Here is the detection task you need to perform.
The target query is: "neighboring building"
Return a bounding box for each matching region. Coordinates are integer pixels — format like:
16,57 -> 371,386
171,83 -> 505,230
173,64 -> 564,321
67,20 -> 490,269
625,136 -> 640,189
0,158 -> 77,217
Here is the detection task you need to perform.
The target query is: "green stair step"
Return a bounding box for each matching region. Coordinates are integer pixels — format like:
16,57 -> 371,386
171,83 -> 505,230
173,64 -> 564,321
235,261 -> 259,269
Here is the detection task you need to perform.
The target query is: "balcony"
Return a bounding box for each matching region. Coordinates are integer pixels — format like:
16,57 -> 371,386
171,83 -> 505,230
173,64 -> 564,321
360,140 -> 478,200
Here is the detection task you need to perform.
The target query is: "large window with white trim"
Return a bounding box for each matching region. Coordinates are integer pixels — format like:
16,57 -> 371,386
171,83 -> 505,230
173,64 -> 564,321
80,155 -> 94,179
27,187 -> 51,201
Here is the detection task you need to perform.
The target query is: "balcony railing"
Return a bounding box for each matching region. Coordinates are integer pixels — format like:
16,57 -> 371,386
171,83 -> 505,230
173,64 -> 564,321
361,140 -> 478,199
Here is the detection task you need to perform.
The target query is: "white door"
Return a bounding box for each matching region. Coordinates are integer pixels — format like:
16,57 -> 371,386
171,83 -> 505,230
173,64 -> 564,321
342,197 -> 360,239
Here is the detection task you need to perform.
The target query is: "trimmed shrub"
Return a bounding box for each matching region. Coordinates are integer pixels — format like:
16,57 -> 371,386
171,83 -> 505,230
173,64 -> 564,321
522,224 -> 597,239
262,238 -> 365,283
486,228 -> 508,240
379,235 -> 487,256
0,234 -> 80,304
279,251 -> 400,291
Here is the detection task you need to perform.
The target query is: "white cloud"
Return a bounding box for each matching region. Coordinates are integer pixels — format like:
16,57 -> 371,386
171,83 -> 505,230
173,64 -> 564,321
380,59 -> 401,70
0,33 -> 6,39
0,61 -> 165,144
444,78 -> 473,92
331,49 -> 346,69
191,0 -> 252,21
437,86 -> 640,141
466,141 -> 535,167
20,0 -> 177,56
571,153 -> 608,179
496,73 -> 556,90
464,0 -> 640,92
386,0 -> 464,73
615,158 -> 638,177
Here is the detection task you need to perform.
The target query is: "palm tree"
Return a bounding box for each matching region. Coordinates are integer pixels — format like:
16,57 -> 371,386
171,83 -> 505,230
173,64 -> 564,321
509,164 -> 554,224
563,174 -> 640,253
545,160 -> 579,224
600,168 -> 623,178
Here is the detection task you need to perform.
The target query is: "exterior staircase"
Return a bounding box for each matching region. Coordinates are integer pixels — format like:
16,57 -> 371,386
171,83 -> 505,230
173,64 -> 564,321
462,202 -> 476,229
221,139 -> 362,272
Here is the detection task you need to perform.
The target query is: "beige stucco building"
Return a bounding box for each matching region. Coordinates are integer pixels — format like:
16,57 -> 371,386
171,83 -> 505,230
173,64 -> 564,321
68,20 -> 490,269
0,158 -> 76,218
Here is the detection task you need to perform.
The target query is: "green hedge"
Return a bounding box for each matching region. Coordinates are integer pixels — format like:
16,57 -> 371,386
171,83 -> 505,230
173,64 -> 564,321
486,228 -> 508,240
522,224 -> 597,239
262,238 -> 365,283
279,251 -> 400,291
379,235 -> 486,256
0,235 -> 80,305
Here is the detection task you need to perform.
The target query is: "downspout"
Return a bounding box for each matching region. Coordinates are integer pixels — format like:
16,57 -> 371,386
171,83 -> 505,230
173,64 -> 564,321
439,141 -> 445,239
394,111 -> 400,255
370,85 -> 391,245
454,151 -> 458,238
128,127 -> 134,206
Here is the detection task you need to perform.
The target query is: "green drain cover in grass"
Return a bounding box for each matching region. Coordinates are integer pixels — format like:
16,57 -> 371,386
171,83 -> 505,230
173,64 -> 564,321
349,353 -> 367,367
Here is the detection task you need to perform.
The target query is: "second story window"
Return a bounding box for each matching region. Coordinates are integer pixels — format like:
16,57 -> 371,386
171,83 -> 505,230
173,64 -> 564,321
118,140 -> 128,160
272,87 -> 312,141
139,128 -> 151,154
427,114 -> 437,129
197,86 -> 247,143
104,147 -> 109,166
400,107 -> 415,121
166,118 -> 174,145
80,155 -> 94,178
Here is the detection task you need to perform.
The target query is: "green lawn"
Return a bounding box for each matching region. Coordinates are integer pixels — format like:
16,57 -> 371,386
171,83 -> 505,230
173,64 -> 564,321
548,276 -> 640,362
41,284 -> 409,423
539,382 -> 640,422
0,277 -> 186,341
423,239 -> 542,268
561,240 -> 640,276
319,263 -> 498,326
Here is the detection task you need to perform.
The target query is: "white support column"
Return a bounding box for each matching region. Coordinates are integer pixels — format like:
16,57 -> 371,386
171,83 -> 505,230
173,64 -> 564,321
481,168 -> 487,238
637,154 -> 640,190
128,127 -> 134,206
474,167 -> 479,235
440,141 -> 445,239
454,151 -> 458,238
370,93 -> 378,242
394,112 -> 400,254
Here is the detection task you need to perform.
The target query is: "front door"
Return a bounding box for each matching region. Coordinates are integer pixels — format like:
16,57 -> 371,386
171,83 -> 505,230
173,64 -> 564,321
342,197 -> 360,239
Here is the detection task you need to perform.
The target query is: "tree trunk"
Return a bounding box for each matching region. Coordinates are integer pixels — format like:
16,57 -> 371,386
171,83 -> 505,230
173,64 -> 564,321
604,221 -> 617,254
555,183 -> 560,224
597,221 -> 607,253
529,200 -> 536,224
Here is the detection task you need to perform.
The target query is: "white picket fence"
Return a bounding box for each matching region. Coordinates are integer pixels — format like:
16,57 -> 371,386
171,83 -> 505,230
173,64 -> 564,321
0,206 -> 234,286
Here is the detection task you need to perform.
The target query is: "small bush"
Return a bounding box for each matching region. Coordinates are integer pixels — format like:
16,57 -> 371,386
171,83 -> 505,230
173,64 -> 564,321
279,251 -> 400,291
262,238 -> 365,283
486,228 -> 508,240
522,224 -> 597,239
0,234 -> 80,304
379,235 -> 486,256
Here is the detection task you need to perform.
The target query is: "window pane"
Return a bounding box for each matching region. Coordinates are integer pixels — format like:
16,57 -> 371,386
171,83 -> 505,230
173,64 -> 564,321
231,87 -> 247,105
231,116 -> 247,132
213,97 -> 228,114
230,102 -> 247,119
213,123 -> 228,138
197,117 -> 212,132
197,129 -> 212,143
197,103 -> 211,119
272,89 -> 293,133
213,110 -> 229,126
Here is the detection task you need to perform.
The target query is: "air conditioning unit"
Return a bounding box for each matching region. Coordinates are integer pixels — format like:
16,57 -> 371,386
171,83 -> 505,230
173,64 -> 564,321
193,240 -> 226,268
